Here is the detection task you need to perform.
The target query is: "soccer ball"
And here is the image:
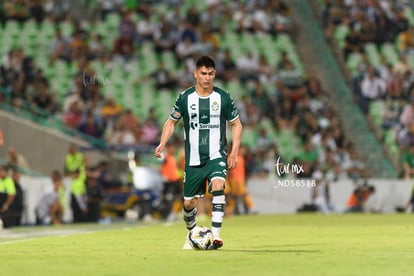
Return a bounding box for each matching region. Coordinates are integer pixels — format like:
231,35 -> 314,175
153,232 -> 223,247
188,226 -> 214,250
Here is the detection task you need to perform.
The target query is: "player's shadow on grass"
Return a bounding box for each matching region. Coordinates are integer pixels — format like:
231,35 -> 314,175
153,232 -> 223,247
224,243 -> 323,253
224,249 -> 322,253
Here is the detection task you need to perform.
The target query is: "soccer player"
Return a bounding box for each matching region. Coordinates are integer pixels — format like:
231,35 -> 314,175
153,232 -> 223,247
154,55 -> 243,250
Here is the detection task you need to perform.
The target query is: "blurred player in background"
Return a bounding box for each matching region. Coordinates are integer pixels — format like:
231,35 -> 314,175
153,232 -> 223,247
227,144 -> 256,215
155,55 -> 243,250
158,141 -> 182,221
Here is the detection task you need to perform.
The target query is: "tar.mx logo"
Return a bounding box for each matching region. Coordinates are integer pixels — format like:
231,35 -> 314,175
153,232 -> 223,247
274,157 -> 315,189
82,68 -> 111,87
275,156 -> 304,177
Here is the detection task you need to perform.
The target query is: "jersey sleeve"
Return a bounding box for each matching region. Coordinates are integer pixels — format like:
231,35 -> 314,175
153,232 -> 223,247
169,93 -> 183,121
225,94 -> 239,122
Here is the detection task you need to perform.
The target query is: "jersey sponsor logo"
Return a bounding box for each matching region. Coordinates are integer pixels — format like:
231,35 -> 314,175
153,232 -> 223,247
211,101 -> 219,111
191,113 -> 197,119
218,161 -> 226,167
199,123 -> 219,129
190,104 -> 197,110
190,122 -> 198,130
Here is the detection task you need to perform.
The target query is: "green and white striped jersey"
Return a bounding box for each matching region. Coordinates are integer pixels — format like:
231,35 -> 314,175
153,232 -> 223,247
170,86 -> 239,166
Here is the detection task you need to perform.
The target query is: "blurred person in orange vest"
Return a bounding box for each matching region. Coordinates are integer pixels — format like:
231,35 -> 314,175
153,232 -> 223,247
159,142 -> 182,221
346,183 -> 376,213
228,144 -> 256,215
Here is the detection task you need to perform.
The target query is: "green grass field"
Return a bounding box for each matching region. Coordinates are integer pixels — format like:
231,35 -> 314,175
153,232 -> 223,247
1,214 -> 413,276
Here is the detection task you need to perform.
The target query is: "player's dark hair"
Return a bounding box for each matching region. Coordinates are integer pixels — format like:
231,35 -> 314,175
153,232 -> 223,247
195,55 -> 215,69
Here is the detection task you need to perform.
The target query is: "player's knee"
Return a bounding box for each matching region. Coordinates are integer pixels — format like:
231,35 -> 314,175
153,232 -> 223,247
183,198 -> 196,210
211,179 -> 225,192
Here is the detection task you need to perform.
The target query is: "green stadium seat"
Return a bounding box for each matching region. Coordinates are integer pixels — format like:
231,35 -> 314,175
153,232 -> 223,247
368,100 -> 385,127
364,43 -> 380,67
380,43 -> 399,64
346,52 -> 362,76
334,25 -> 350,49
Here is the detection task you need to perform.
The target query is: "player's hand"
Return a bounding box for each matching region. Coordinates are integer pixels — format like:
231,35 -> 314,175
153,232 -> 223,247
227,154 -> 238,170
154,144 -> 164,159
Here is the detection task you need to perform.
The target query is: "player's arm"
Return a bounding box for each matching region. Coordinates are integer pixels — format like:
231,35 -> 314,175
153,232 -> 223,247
154,118 -> 178,158
228,118 -> 242,170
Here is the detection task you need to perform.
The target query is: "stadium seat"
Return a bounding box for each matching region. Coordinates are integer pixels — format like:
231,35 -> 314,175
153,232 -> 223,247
334,25 -> 350,49
368,100 -> 385,127
364,43 -> 380,67
380,43 -> 399,64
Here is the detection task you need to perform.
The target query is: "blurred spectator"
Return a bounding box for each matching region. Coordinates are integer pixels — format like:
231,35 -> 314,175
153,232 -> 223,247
141,118 -> 160,146
6,146 -> 29,171
89,34 -> 107,60
359,65 -> 386,114
78,110 -> 104,138
402,144 -> 414,180
7,0 -> 29,24
128,153 -> 153,222
35,170 -> 64,225
136,13 -> 155,43
237,51 -> 259,84
112,37 -> 134,63
119,109 -> 141,140
398,96 -> 414,146
144,60 -> 178,90
29,0 -> 46,25
63,98 -> 83,128
342,149 -> 366,180
64,143 -> 86,176
216,48 -> 237,82
153,17 -> 177,54
233,5 -> 253,33
85,173 -> 103,222
346,184 -> 375,213
97,0 -> 122,20
101,97 -> 123,123
49,28 -> 71,65
70,169 -> 87,223
311,171 -> 334,214
0,165 -> 16,228
344,28 -> 363,60
250,81 -> 272,118
70,30 -> 89,61
278,60 -> 305,102
9,169 -> 24,226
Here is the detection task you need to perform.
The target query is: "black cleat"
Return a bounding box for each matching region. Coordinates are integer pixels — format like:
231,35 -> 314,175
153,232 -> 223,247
207,238 -> 223,250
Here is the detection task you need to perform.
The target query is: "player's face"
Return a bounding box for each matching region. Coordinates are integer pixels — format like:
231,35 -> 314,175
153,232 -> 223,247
194,66 -> 215,91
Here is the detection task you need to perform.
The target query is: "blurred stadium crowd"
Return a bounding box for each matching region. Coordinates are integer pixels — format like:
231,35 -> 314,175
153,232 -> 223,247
0,0 -> 369,181
2,0 -> 414,225
319,0 -> 414,178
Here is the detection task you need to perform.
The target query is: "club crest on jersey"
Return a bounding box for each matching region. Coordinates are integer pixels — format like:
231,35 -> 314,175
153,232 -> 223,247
219,161 -> 226,167
211,101 -> 219,111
